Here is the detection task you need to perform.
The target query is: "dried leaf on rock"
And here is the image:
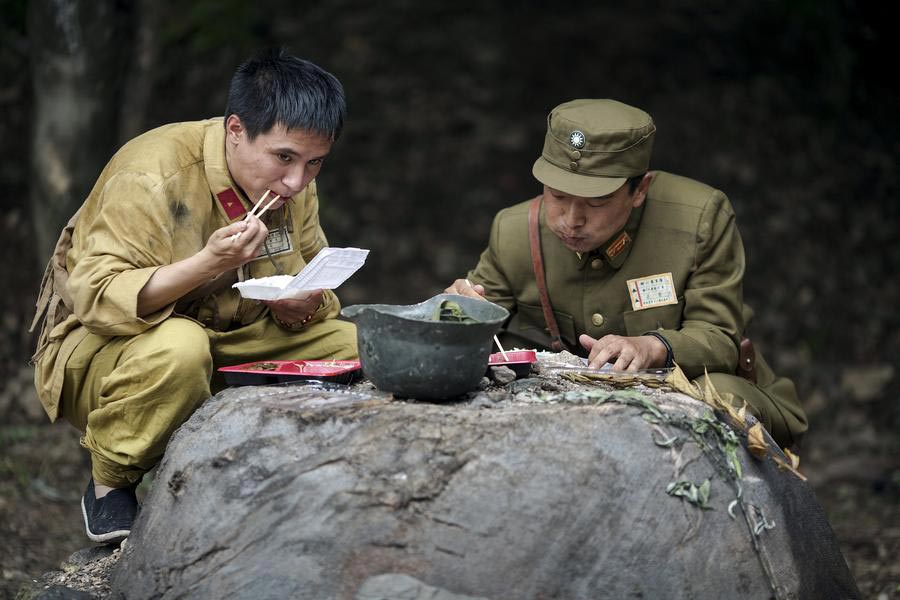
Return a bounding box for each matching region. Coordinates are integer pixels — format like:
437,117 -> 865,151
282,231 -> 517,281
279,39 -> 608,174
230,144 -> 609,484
560,371 -> 666,390
771,453 -> 808,481
721,391 -> 736,410
666,479 -> 712,509
784,448 -> 800,470
698,479 -> 711,506
700,367 -> 743,426
562,389 -> 610,404
727,499 -> 739,519
664,363 -> 702,399
748,504 -> 776,536
725,443 -> 743,478
639,396 -> 664,420
702,373 -> 723,405
746,423 -> 769,459
651,425 -> 679,447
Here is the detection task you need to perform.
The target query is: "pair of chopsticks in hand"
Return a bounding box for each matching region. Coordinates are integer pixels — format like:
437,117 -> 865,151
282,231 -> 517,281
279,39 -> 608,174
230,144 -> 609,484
229,190 -> 282,242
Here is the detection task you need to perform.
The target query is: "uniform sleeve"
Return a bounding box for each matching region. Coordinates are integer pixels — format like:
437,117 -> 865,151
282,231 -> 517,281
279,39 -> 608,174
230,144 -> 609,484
295,181 -> 340,319
655,191 -> 744,378
467,212 -> 517,313
67,172 -> 177,335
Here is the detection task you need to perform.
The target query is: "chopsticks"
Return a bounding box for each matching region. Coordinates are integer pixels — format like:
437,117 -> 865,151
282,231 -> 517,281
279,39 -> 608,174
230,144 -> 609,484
229,190 -> 282,242
493,334 -> 510,361
465,278 -> 509,361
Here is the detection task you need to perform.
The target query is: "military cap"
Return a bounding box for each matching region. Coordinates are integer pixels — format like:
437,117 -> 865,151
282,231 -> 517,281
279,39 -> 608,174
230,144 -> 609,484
532,99 -> 656,197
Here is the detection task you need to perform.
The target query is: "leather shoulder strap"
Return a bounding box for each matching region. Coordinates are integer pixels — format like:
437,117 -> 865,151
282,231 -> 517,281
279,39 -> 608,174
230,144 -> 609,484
528,197 -> 564,352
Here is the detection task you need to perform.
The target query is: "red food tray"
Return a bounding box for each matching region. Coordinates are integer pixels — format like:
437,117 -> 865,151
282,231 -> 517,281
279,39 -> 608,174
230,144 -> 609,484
218,360 -> 362,386
488,350 -> 537,378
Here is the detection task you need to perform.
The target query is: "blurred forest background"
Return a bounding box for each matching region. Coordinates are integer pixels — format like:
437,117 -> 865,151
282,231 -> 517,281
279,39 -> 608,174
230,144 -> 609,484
0,0 -> 897,597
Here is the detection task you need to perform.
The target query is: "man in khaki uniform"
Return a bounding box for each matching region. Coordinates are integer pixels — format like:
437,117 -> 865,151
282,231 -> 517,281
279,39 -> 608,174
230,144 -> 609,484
30,50 -> 357,542
447,99 -> 806,450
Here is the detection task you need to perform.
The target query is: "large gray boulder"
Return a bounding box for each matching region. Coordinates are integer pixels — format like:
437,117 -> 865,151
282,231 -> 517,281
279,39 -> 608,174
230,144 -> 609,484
110,379 -> 859,599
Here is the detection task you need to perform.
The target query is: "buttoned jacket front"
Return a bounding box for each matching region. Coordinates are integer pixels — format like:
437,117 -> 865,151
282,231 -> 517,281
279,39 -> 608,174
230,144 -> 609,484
469,171 -> 745,379
33,119 -> 339,420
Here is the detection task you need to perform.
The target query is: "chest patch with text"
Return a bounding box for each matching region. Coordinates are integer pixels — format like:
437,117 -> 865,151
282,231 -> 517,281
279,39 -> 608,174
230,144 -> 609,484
627,272 -> 678,311
253,226 -> 293,258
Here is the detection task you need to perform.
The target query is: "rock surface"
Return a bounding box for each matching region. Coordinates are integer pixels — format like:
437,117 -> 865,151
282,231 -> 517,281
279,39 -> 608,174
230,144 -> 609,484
104,371 -> 859,600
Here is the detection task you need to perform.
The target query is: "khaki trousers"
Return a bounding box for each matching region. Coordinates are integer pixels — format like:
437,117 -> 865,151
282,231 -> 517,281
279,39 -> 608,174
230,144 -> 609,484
60,316 -> 357,487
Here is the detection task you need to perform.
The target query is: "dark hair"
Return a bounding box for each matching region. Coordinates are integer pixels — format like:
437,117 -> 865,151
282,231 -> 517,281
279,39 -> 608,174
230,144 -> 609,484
626,174 -> 645,194
225,48 -> 346,141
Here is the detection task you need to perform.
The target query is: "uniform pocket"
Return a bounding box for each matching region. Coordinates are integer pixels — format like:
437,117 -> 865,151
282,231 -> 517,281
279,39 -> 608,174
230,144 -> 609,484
623,300 -> 684,336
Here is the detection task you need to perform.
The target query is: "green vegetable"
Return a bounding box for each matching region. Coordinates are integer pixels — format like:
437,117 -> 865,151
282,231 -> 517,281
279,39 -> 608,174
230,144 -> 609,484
433,300 -> 478,323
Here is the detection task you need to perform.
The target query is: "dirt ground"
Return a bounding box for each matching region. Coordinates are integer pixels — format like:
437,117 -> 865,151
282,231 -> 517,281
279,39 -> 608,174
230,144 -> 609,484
1,1 -> 898,598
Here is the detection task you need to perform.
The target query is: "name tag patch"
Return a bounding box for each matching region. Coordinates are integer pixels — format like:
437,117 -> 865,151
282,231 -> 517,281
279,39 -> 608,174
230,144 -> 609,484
627,272 -> 678,311
253,226 -> 293,259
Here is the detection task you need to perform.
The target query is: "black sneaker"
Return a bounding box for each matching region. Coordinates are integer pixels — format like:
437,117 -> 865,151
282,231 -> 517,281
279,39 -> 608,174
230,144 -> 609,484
81,479 -> 138,543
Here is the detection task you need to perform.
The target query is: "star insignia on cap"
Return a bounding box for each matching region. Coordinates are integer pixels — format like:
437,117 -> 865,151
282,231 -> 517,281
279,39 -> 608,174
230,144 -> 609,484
569,130 -> 586,149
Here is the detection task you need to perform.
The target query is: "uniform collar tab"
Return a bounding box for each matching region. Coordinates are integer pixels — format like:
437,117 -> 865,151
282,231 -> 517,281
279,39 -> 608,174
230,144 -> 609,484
597,203 -> 644,269
601,230 -> 632,268
215,188 -> 247,220
203,118 -> 250,222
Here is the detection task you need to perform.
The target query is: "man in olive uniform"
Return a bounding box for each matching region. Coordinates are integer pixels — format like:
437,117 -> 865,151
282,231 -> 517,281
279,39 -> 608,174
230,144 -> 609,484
447,99 -> 806,449
30,50 -> 357,542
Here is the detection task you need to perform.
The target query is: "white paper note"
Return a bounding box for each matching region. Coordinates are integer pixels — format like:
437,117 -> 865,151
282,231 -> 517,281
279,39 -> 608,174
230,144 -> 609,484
232,247 -> 370,300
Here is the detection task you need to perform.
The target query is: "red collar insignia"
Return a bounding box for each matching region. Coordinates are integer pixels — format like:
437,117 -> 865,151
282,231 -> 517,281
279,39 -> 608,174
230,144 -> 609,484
605,231 -> 632,259
216,188 -> 246,220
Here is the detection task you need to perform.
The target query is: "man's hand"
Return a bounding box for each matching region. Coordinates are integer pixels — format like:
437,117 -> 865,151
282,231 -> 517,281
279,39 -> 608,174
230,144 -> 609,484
578,333 -> 668,371
202,215 -> 270,273
445,279 -> 485,300
136,215 -> 270,317
264,289 -> 324,328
